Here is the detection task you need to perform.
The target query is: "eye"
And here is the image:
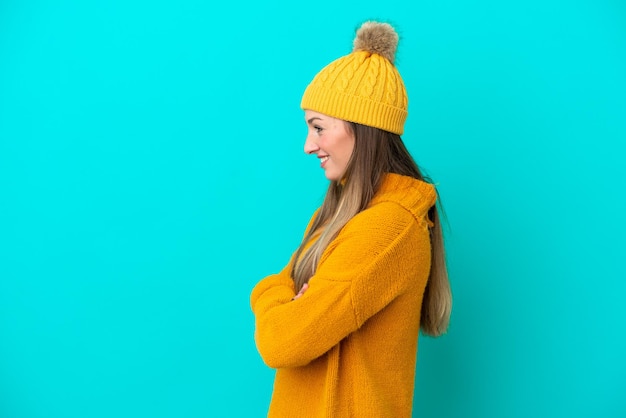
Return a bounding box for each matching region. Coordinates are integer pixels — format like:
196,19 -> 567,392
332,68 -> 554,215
313,125 -> 323,134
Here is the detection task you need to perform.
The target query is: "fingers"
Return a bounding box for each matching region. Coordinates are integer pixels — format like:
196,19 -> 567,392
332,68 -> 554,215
292,283 -> 309,301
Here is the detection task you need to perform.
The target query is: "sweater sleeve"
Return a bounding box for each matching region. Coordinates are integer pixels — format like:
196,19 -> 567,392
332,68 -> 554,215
250,202 -> 431,369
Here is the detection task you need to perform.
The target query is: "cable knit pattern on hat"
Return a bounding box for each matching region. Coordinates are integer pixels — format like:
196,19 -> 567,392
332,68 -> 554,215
301,22 -> 408,135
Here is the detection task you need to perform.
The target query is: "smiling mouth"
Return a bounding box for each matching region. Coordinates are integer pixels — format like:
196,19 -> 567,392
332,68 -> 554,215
320,156 -> 329,164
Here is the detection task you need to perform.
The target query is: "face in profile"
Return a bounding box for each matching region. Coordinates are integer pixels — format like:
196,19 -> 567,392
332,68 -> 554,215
303,110 -> 355,181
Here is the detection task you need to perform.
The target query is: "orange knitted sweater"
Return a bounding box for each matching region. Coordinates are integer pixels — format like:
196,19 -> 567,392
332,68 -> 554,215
251,173 -> 436,417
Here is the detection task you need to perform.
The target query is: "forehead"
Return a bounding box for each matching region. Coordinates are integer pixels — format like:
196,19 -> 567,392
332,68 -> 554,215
304,110 -> 330,122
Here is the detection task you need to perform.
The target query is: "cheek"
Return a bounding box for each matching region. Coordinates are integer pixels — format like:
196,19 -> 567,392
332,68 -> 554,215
342,139 -> 355,160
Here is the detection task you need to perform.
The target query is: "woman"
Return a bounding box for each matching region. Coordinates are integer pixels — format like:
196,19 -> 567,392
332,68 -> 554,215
251,21 -> 452,417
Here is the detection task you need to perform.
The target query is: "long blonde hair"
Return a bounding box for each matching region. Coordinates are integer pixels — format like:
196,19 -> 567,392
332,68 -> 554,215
291,122 -> 452,337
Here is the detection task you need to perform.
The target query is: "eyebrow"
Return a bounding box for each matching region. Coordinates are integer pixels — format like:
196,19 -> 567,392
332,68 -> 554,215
307,117 -> 322,124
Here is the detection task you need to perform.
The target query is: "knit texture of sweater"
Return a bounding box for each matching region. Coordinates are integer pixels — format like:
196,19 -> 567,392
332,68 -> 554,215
251,173 -> 437,418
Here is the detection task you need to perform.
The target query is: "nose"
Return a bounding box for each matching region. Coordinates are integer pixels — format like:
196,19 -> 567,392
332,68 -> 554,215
303,132 -> 319,155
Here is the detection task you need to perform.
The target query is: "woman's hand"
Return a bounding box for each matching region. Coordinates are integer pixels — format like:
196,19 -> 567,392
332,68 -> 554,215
292,283 -> 309,301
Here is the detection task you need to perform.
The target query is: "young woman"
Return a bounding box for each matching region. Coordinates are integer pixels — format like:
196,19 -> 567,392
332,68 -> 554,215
250,21 -> 452,417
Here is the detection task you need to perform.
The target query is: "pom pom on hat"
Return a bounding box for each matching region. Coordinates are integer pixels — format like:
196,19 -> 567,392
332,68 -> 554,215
353,21 -> 399,64
301,21 -> 408,135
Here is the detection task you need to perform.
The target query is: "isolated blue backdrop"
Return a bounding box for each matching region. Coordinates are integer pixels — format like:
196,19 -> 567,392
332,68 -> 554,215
1,1 -> 625,417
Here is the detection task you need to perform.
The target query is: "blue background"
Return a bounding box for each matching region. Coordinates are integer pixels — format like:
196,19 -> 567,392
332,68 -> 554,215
1,1 -> 625,417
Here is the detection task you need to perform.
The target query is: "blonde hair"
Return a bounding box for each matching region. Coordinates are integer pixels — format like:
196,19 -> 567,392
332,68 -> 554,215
291,122 -> 452,337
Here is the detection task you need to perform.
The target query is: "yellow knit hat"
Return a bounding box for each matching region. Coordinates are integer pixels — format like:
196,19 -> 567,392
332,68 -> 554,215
301,21 -> 408,135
